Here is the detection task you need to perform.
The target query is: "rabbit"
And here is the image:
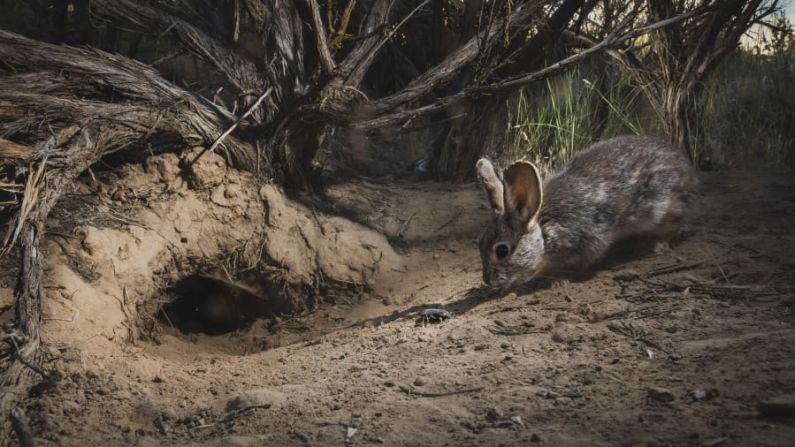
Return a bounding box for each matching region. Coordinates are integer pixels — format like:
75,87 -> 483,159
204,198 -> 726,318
476,135 -> 698,289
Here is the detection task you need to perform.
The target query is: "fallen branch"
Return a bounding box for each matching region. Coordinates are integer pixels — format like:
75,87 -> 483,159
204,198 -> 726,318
398,384 -> 484,398
645,261 -> 704,278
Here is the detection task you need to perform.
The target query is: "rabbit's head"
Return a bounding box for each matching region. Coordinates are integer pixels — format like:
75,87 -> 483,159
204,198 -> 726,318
476,159 -> 545,288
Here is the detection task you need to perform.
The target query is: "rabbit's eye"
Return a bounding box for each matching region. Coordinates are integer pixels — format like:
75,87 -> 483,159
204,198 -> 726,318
494,242 -> 510,259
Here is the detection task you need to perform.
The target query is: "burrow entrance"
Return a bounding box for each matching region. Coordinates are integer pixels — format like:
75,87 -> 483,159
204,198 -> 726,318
157,274 -> 287,336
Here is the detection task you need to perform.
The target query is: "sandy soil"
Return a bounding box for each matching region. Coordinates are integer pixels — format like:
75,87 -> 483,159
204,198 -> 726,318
3,165 -> 795,446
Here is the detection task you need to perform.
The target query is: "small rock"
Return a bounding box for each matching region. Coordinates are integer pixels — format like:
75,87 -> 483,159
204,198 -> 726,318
493,419 -> 516,428
647,387 -> 675,403
225,389 -> 286,412
291,431 -> 310,443
758,394 -> 795,419
613,270 -> 639,281
486,407 -> 504,420
384,380 -> 395,387
530,433 -> 541,442
161,408 -> 179,421
413,377 -> 427,387
551,324 -> 581,343
691,388 -> 718,401
152,376 -> 164,383
62,400 -> 81,414
154,418 -> 169,435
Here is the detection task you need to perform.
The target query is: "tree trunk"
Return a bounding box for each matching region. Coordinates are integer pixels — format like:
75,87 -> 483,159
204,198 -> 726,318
661,86 -> 699,166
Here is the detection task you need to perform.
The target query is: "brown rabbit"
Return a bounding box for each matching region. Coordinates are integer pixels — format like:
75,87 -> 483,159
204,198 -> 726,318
477,135 -> 698,288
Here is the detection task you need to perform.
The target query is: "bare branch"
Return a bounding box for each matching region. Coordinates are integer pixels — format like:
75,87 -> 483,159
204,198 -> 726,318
338,0 -> 395,85
366,0 -> 432,71
307,0 -> 337,74
349,2 -> 540,117
350,4 -> 715,131
0,30 -> 257,167
331,0 -> 358,51
189,87 -> 274,166
92,0 -> 272,118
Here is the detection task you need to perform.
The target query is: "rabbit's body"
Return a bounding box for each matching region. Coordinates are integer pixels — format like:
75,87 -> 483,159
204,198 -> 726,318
477,135 -> 697,288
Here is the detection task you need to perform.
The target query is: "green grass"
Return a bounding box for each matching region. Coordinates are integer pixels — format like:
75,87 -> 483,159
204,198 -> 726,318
505,43 -> 795,171
506,64 -> 647,172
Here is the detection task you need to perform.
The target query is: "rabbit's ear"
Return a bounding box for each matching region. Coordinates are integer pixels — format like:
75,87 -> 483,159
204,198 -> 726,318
476,159 -> 504,214
504,161 -> 543,224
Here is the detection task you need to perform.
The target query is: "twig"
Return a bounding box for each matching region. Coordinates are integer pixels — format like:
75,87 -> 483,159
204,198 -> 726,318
645,261 -> 703,278
434,210 -> 463,233
187,87 -> 273,167
489,324 -> 545,336
398,384 -> 484,398
368,0 -> 431,62
220,404 -> 272,423
396,212 -> 416,237
159,308 -> 175,330
157,21 -> 178,41
42,310 -> 77,322
310,207 -> 327,236
10,407 -> 35,447
606,321 -> 670,355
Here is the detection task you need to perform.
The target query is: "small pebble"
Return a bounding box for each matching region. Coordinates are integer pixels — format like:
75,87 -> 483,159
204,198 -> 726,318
647,387 -> 675,403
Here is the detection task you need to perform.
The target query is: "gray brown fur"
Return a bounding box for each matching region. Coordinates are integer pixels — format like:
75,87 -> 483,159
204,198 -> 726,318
478,135 -> 698,288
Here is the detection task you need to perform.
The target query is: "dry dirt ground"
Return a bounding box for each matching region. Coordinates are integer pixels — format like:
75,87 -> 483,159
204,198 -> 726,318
2,162 -> 795,446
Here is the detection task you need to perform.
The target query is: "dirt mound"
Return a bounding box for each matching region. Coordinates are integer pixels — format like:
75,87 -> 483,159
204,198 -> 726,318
40,149 -> 399,357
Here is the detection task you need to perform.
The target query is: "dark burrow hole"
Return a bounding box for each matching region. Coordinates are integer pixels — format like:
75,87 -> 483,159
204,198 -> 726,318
159,275 -> 279,336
